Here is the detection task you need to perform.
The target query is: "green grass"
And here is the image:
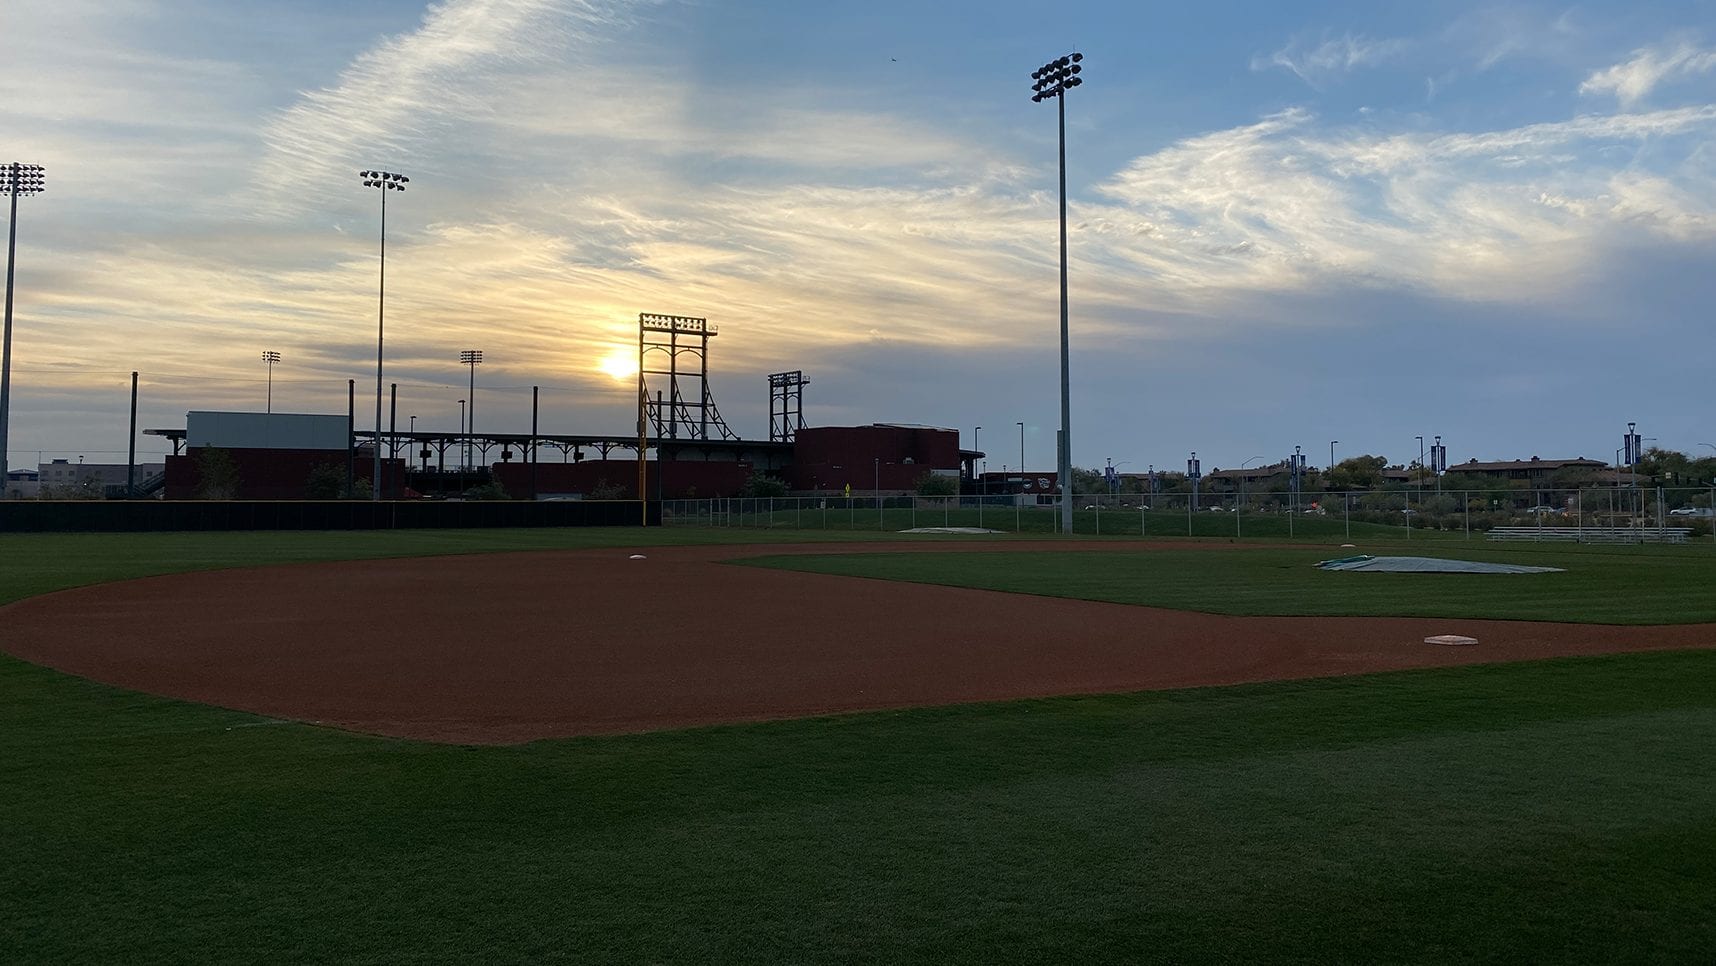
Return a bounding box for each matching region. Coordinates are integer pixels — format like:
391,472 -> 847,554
5,650 -> 1716,963
4,527 -> 1716,962
0,526 -> 930,608
745,544 -> 1716,624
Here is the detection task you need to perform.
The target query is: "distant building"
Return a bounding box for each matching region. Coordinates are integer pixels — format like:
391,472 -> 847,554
785,424 -> 963,493
29,459 -> 164,499
164,411 -> 407,499
1446,457 -> 1608,481
5,467 -> 40,499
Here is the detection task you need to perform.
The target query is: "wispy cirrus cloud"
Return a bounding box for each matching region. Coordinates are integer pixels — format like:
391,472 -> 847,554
1250,32 -> 1407,89
1580,38 -> 1716,108
253,0 -> 653,213
1090,105 -> 1716,308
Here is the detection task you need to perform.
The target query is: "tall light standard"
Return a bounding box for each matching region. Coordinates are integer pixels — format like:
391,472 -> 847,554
360,169 -> 408,501
1017,421 -> 1025,532
461,349 -> 482,473
2,162 -> 46,476
1431,435 -> 1444,498
262,351 -> 281,414
1030,51 -> 1084,536
1329,440 -> 1338,479
974,425 -> 982,527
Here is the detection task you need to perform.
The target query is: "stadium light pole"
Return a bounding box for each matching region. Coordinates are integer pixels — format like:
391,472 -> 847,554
1031,51 -> 1084,536
262,350 -> 281,414
975,425 -> 983,527
460,349 -> 482,474
360,169 -> 408,500
2,162 -> 46,477
1017,421 -> 1026,532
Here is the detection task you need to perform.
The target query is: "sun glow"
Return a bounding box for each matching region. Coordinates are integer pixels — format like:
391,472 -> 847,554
597,352 -> 638,381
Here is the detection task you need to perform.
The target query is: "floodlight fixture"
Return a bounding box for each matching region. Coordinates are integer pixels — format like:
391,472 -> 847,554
461,349 -> 483,471
360,168 -> 409,499
1028,53 -> 1086,534
2,162 -> 47,477
262,350 -> 281,414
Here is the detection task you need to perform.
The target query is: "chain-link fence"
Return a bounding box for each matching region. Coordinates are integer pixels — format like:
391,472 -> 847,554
662,486 -> 1716,542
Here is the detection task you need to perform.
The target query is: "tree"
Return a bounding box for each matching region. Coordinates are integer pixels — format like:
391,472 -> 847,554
1324,455 -> 1387,491
588,478 -> 630,501
306,463 -> 344,499
194,447 -> 240,500
739,473 -> 788,498
1070,466 -> 1106,494
915,471 -> 957,496
462,481 -> 510,501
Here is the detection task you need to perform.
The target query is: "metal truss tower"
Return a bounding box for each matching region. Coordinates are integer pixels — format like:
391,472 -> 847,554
637,313 -> 736,441
767,370 -> 809,443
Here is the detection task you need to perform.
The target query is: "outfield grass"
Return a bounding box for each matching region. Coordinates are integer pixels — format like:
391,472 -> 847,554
0,526 -> 922,608
4,528 -> 1716,962
745,543 -> 1716,624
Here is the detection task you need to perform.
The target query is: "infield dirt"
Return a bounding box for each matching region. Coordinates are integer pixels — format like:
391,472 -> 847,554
4,541 -> 1711,744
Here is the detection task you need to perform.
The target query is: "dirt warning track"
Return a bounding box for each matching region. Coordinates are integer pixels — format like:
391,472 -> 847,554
4,542 -> 1711,744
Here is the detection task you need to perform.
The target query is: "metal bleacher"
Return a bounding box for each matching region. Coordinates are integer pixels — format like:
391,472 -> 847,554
1487,526 -> 1693,544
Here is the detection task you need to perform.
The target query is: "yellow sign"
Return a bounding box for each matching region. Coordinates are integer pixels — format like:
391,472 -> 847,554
844,483 -> 851,497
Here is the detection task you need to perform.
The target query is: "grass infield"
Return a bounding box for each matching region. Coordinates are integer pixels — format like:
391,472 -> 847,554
745,543 -> 1716,624
4,528 -> 1715,963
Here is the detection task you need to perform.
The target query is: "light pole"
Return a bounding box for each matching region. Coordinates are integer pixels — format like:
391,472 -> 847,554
360,168 -> 408,501
1432,434 -> 1443,498
2,162 -> 46,477
1031,51 -> 1084,536
262,350 -> 281,414
1017,421 -> 1025,532
1701,443 -> 1716,540
409,414 -> 418,471
975,425 -> 982,527
461,349 -> 482,474
1329,440 -> 1337,479
1294,444 -> 1303,508
875,456 -> 881,531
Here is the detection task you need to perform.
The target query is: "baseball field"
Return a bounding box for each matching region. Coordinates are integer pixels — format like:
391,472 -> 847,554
4,526 -> 1715,963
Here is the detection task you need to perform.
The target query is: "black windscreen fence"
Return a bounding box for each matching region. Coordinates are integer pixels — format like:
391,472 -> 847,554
0,500 -> 658,533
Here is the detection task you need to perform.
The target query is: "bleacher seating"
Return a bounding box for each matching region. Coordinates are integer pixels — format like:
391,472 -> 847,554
1486,526 -> 1692,544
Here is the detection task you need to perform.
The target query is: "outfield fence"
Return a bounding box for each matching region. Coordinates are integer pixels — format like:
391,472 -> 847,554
662,486 -> 1716,542
0,498 -> 658,533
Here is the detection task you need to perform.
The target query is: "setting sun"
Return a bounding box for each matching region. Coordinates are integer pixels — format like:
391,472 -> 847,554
597,351 -> 638,381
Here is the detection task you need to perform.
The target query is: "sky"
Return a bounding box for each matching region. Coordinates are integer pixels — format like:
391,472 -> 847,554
4,0 -> 1716,475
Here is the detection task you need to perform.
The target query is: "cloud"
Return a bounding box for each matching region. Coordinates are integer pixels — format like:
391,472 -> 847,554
1580,39 -> 1716,108
1088,105 -> 1716,310
253,0 -> 651,214
1251,33 -> 1407,89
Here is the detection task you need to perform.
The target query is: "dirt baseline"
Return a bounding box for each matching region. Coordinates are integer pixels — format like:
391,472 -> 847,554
4,541 -> 1713,744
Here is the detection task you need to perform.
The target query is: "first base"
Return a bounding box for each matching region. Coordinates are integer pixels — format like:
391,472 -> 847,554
1424,634 -> 1478,646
